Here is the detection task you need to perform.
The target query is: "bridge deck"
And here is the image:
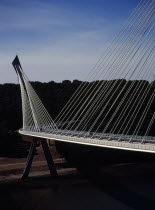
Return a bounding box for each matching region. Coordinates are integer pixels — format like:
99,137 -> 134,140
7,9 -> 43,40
19,129 -> 155,154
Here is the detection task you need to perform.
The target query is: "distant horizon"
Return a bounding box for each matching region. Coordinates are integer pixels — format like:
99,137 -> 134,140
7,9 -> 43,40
0,78 -> 83,85
1,78 -> 155,86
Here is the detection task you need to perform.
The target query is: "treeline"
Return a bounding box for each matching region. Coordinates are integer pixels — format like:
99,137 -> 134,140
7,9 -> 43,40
0,79 -> 155,156
0,80 -> 81,156
60,79 -> 155,136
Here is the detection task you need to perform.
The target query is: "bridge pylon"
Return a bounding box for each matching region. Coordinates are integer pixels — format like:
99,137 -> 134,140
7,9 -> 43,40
12,55 -> 58,179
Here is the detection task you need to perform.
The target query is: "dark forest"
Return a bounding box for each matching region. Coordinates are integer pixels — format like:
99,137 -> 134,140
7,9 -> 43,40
0,79 -> 155,157
0,79 -> 81,157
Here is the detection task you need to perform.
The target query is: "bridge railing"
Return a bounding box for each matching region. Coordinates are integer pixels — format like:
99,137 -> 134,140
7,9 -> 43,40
20,127 -> 155,145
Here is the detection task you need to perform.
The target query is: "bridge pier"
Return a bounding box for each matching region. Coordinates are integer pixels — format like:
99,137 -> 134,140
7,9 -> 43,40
21,137 -> 58,180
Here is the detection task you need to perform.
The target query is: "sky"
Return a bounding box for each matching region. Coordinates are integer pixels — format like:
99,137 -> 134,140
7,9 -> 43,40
0,0 -> 140,84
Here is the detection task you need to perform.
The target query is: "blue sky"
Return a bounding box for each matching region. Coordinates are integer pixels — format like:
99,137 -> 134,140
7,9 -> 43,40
0,0 -> 140,83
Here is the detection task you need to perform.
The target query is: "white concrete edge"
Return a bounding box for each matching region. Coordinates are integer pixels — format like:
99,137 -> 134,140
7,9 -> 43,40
19,130 -> 155,154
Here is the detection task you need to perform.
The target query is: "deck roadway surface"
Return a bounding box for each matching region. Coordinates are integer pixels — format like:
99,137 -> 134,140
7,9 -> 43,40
20,130 -> 155,153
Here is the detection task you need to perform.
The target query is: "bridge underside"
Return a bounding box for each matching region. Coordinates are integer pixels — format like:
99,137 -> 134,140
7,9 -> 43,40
19,129 -> 155,154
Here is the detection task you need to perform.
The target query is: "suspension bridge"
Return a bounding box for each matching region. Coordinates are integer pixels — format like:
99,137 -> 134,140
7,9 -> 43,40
12,0 -> 155,177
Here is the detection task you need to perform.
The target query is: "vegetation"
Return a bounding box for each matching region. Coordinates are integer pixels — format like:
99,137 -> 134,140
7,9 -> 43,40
0,79 -> 155,157
0,80 -> 81,156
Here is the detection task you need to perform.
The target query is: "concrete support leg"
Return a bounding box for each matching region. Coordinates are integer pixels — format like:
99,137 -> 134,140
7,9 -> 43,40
21,138 -> 58,179
41,139 -> 58,178
21,139 -> 38,179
